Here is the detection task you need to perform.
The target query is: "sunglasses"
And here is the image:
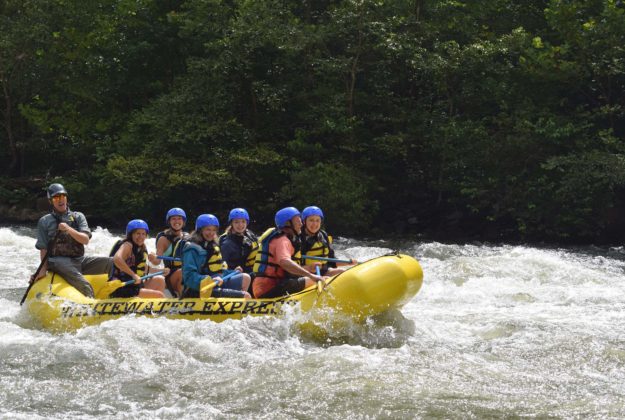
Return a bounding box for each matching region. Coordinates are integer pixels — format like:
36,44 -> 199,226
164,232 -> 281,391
51,194 -> 67,201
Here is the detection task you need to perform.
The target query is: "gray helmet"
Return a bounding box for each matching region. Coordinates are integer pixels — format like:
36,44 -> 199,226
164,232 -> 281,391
47,183 -> 68,200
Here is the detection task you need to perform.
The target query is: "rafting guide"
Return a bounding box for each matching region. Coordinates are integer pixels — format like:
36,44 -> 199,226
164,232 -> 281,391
30,183 -> 113,299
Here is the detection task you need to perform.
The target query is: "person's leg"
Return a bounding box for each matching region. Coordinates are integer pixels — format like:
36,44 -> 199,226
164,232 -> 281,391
81,256 -> 113,276
283,276 -> 314,294
142,276 -> 166,298
255,283 -> 286,299
138,288 -> 165,298
325,267 -> 346,276
240,273 -> 251,293
222,273 -> 244,290
181,287 -> 199,299
48,257 -> 95,298
211,288 -> 247,298
222,273 -> 252,298
165,269 -> 183,297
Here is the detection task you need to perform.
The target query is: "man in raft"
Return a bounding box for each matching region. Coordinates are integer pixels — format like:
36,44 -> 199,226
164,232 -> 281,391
253,206 -> 327,298
32,183 -> 112,298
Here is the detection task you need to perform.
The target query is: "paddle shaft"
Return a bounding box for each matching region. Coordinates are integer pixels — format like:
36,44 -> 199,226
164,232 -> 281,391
120,270 -> 165,287
141,270 -> 164,281
301,255 -> 353,264
20,232 -> 59,305
20,253 -> 50,305
157,256 -> 181,262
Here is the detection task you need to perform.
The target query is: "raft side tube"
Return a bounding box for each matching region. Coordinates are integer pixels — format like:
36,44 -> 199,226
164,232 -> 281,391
314,254 -> 423,318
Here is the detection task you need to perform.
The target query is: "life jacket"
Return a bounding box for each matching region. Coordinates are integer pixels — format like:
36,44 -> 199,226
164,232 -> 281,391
49,211 -> 85,258
155,230 -> 186,269
253,228 -> 301,279
109,239 -> 147,281
300,230 -> 333,267
203,240 -> 226,274
218,230 -> 259,271
185,237 -> 227,276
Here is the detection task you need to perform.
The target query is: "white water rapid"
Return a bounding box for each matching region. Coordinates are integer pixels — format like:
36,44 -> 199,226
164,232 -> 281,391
0,226 -> 624,418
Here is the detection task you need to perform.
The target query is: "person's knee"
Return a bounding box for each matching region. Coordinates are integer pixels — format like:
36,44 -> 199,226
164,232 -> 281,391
75,281 -> 95,298
153,276 -> 166,291
241,273 -> 251,289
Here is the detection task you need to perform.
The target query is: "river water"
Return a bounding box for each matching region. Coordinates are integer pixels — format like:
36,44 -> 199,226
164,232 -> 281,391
0,226 -> 624,418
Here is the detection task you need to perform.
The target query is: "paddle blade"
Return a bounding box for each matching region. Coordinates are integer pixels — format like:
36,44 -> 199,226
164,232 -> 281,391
199,277 -> 218,299
95,280 -> 126,299
316,280 -> 324,294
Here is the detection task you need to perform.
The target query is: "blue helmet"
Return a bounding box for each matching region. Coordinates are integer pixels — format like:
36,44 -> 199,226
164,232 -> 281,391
165,207 -> 187,225
126,219 -> 149,236
302,206 -> 324,221
195,214 -> 220,231
228,208 -> 250,223
275,207 -> 301,228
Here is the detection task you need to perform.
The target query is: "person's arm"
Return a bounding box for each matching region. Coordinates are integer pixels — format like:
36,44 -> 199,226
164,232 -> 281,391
113,242 -> 141,284
273,238 -> 325,282
149,236 -> 170,265
279,258 -> 324,282
58,222 -> 90,245
33,217 -> 52,281
182,246 -> 210,290
68,212 -> 92,245
33,249 -> 48,281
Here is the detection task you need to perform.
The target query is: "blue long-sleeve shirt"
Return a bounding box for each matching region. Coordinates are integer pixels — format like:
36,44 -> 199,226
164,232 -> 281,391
182,242 -> 210,292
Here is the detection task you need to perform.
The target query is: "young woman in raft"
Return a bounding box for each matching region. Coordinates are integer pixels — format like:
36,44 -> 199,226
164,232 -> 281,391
148,207 -> 187,297
219,208 -> 258,296
109,219 -> 167,298
181,214 -> 251,299
299,206 -> 357,276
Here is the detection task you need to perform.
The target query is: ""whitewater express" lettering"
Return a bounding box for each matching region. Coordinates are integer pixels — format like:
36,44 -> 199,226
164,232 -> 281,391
59,299 -> 297,318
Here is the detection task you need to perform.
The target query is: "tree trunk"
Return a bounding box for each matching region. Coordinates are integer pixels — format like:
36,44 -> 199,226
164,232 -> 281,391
2,82 -> 19,176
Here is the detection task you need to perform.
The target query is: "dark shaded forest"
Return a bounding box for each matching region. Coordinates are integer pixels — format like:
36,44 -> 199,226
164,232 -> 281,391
2,0 -> 624,242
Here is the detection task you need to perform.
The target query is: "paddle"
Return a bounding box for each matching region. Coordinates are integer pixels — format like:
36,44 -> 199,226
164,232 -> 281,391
315,265 -> 325,293
301,255 -> 354,264
157,256 -> 181,262
199,271 -> 239,298
96,271 -> 165,299
20,231 -> 60,306
20,252 -> 51,305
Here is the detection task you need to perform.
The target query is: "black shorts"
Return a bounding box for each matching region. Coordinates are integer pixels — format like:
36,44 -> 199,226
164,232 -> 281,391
260,277 -> 307,299
181,287 -> 245,299
110,283 -> 143,298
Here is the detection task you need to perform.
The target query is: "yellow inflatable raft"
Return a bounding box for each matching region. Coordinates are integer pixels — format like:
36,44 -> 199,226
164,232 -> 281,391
24,254 -> 423,331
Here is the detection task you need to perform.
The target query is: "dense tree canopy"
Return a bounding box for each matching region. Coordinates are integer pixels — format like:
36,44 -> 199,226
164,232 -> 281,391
1,0 -> 624,242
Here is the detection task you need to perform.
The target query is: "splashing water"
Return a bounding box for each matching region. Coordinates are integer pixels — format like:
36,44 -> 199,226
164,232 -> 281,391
1,226 -> 624,418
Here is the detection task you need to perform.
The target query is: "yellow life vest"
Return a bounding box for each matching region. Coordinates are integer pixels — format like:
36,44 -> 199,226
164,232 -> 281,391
300,230 -> 333,266
203,242 -> 227,274
244,232 -> 259,270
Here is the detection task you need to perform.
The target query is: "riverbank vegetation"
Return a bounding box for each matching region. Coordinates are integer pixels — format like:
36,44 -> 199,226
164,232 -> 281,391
2,0 -> 624,242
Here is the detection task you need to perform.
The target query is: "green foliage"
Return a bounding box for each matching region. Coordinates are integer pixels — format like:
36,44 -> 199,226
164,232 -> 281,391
0,180 -> 30,206
2,0 -> 625,241
278,163 -> 378,234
